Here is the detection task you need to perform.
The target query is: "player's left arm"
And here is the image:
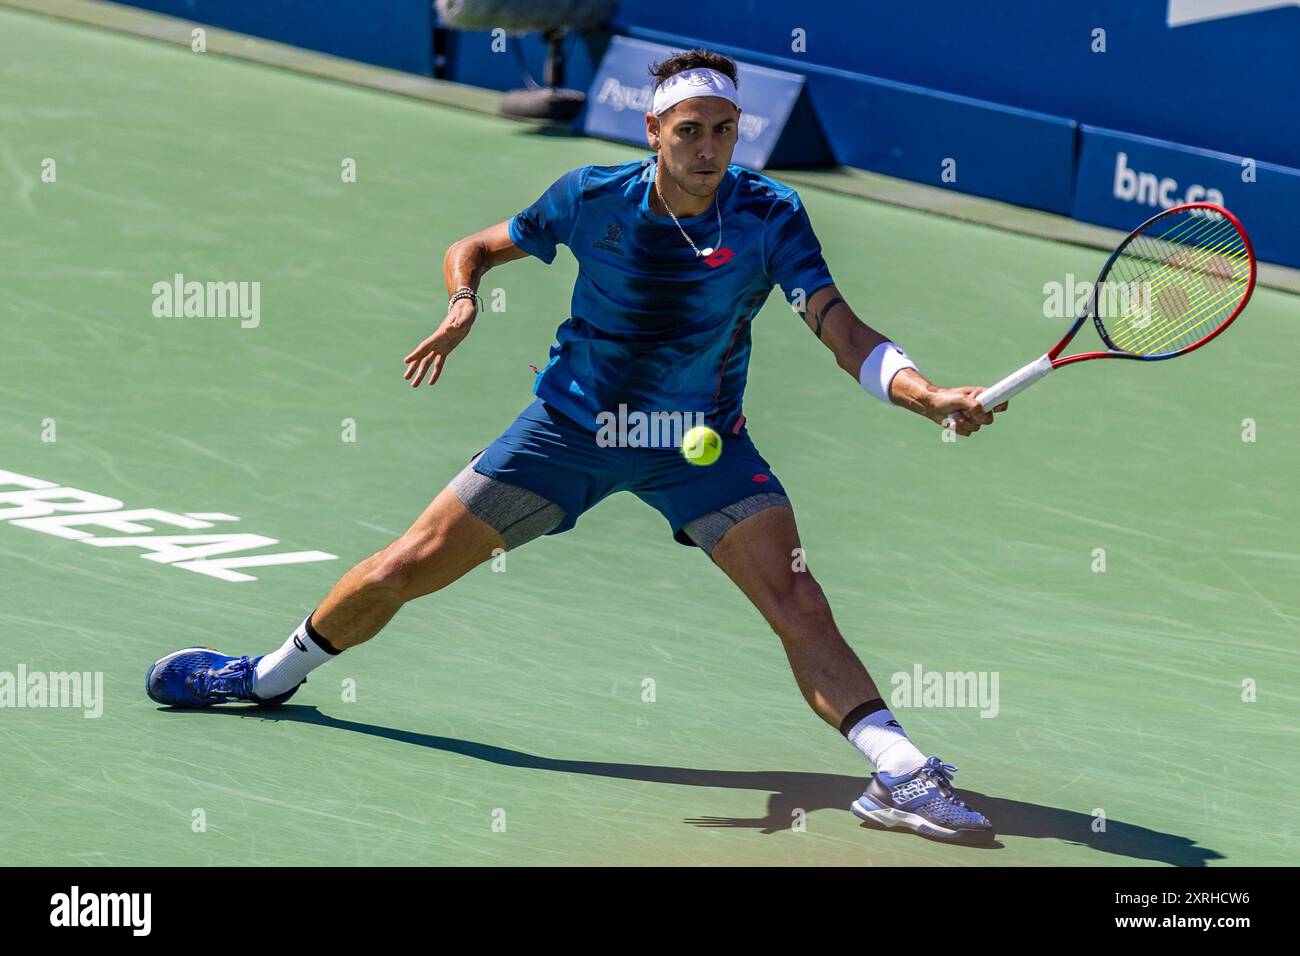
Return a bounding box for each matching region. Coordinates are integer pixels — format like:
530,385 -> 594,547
799,284 -> 1007,436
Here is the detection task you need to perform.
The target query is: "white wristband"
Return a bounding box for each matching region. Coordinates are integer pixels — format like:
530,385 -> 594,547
859,342 -> 917,405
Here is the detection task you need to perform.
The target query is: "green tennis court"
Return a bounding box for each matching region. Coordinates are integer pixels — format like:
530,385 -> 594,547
2,6 -> 1297,867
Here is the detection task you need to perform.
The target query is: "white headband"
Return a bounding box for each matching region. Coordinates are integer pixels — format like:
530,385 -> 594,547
652,67 -> 739,116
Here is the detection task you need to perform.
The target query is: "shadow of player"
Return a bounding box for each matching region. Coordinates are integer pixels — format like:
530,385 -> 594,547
184,703 -> 1222,866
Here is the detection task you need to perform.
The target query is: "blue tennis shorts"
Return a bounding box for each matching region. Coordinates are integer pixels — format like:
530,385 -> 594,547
471,399 -> 788,547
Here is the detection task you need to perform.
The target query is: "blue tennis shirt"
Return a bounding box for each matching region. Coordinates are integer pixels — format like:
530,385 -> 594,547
507,156 -> 834,436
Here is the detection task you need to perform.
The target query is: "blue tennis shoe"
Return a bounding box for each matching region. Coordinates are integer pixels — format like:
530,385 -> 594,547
146,648 -> 302,708
851,757 -> 994,843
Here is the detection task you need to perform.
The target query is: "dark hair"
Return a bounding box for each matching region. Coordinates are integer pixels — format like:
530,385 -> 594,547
648,48 -> 738,90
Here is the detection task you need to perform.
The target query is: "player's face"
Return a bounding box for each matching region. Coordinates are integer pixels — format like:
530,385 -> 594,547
650,97 -> 740,198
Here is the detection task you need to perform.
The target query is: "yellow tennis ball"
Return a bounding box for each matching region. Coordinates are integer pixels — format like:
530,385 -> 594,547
682,425 -> 722,466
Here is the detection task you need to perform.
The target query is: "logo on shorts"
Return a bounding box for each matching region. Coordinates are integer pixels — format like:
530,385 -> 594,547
593,223 -> 625,256
751,473 -> 770,483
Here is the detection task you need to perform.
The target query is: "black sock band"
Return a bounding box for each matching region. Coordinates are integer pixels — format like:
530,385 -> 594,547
304,611 -> 342,655
839,697 -> 886,737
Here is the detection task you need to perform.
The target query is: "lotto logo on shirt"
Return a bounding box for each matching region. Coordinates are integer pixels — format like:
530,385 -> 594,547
703,247 -> 734,268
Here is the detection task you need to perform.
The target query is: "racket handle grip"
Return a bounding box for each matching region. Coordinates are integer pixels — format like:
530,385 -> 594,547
974,354 -> 1054,410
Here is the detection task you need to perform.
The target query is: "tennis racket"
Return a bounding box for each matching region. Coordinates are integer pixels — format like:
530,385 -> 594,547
972,201 -> 1256,412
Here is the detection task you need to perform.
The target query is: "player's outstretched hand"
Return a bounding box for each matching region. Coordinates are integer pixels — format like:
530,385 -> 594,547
925,386 -> 1009,436
403,299 -> 477,388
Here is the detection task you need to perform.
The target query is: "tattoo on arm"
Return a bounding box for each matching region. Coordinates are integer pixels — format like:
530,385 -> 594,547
810,296 -> 846,339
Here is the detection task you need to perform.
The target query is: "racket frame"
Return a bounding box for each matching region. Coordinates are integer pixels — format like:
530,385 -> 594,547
1054,201 -> 1257,368
973,201 -> 1256,411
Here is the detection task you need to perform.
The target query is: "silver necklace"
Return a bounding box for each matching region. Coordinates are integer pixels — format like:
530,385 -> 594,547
654,173 -> 722,257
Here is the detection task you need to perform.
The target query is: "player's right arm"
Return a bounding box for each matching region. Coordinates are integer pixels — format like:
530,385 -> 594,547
403,220 -> 529,388
800,284 -> 1002,435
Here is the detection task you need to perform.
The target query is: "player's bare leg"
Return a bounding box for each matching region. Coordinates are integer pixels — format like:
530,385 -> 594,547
146,480 -> 509,706
313,485 -> 506,651
707,504 -> 879,728
708,503 -> 994,840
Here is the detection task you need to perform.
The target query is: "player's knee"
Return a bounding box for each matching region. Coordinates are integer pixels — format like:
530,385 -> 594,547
365,533 -> 447,601
767,573 -> 834,640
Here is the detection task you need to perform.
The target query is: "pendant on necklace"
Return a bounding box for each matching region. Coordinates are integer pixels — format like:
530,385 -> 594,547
699,247 -> 714,257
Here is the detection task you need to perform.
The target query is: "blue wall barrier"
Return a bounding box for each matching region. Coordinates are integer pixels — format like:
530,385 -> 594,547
610,0 -> 1300,170
796,64 -> 1076,214
442,22 -> 1075,211
125,1 -> 1300,170
1074,126 -> 1300,269
124,0 -> 434,75
438,26 -> 605,101
619,28 -> 1078,214
108,0 -> 1300,266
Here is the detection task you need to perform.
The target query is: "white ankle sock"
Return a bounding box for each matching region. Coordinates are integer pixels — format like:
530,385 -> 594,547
253,613 -> 338,697
845,707 -> 926,778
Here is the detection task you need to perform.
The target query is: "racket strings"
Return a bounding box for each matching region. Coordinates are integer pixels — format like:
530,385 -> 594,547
1109,217 -> 1244,341
1130,235 -> 1247,354
1100,210 -> 1251,356
1116,228 -> 1243,352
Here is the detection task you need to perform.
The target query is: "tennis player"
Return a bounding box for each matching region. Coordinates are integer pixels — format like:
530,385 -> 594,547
147,49 -> 1007,843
